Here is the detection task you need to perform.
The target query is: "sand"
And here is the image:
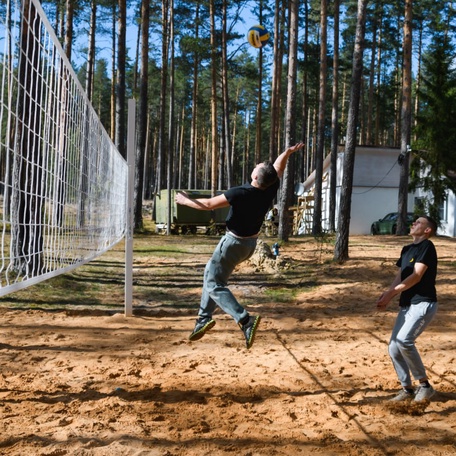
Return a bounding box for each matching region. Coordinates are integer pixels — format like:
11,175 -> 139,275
0,234 -> 455,455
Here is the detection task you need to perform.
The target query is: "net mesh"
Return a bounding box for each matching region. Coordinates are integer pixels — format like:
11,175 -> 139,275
0,0 -> 128,296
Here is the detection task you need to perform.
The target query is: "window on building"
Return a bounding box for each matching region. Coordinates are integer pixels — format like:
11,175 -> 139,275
439,199 -> 448,222
414,196 -> 448,222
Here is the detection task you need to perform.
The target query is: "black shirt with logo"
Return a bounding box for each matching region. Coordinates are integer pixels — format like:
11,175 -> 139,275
396,239 -> 437,306
224,181 -> 280,237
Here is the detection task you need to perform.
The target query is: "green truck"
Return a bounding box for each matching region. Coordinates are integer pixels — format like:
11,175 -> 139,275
155,189 -> 230,234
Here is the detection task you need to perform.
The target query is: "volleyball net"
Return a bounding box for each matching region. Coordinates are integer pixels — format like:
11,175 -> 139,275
0,0 -> 129,298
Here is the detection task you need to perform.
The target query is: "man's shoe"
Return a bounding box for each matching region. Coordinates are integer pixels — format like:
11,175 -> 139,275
239,315 -> 261,349
414,385 -> 436,402
189,318 -> 215,341
389,389 -> 415,402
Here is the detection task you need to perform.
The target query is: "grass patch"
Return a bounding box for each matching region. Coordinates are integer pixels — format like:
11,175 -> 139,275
264,287 -> 299,303
0,233 -> 437,313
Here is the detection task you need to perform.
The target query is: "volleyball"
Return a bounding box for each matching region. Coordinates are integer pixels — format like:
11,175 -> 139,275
247,24 -> 270,48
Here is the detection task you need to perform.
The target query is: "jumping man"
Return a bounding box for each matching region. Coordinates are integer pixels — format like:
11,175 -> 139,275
175,143 -> 304,349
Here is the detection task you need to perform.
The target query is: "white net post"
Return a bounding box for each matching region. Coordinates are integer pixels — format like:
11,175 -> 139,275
0,0 -> 129,299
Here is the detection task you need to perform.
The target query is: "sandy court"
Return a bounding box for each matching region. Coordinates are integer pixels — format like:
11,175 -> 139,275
0,234 -> 455,455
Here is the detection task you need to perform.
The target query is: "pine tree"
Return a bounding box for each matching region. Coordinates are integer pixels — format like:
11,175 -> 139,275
410,27 -> 456,224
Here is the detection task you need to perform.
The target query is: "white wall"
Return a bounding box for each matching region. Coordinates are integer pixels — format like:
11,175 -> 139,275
352,149 -> 401,187
302,146 -> 455,237
334,147 -> 405,234
445,191 -> 456,237
348,189 -> 415,234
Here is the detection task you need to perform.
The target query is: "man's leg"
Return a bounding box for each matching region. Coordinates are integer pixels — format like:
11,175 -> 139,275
197,261 -> 218,320
189,234 -> 256,342
394,301 -> 438,381
389,307 -> 413,388
189,239 -> 226,341
203,234 -> 257,322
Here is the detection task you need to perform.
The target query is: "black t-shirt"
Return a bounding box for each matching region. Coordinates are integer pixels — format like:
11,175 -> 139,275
224,181 -> 280,237
396,239 -> 437,306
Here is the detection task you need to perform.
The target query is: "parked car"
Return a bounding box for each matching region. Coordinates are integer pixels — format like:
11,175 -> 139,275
370,212 -> 415,235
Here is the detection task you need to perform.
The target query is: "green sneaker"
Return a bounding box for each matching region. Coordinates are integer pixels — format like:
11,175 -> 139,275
239,315 -> 261,349
189,317 -> 215,341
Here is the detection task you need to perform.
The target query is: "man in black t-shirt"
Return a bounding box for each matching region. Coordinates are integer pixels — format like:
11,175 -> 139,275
175,142 -> 304,349
376,215 -> 438,402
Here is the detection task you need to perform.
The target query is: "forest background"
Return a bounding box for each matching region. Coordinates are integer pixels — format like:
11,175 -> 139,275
1,5 -> 456,452
40,0 -> 456,257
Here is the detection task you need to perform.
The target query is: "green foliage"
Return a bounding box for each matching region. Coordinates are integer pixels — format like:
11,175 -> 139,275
92,58 -> 112,128
411,26 -> 456,224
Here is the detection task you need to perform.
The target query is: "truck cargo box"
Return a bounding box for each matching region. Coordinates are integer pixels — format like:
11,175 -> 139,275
155,189 -> 230,233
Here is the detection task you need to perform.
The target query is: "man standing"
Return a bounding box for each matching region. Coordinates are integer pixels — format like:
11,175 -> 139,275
376,215 -> 438,402
175,143 -> 304,349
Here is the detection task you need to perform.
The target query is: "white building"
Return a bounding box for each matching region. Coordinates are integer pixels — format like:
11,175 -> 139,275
297,146 -> 456,236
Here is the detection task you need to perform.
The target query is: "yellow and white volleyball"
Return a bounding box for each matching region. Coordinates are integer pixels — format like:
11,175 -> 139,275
247,24 -> 270,48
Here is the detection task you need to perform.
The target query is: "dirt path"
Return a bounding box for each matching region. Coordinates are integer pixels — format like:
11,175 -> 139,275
0,235 -> 455,455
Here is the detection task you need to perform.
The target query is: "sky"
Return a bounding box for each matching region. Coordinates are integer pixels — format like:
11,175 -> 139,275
71,3 -> 261,73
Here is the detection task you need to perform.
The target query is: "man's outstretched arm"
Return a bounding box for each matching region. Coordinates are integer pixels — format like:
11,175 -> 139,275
274,142 -> 305,178
175,192 -> 230,211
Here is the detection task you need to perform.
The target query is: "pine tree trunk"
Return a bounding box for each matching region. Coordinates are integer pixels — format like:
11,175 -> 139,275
64,0 -> 74,60
300,0 -> 309,181
366,6 -> 378,146
209,0 -> 218,196
397,0 -> 413,235
254,3 -> 266,165
155,0 -> 169,198
110,5 -> 116,140
166,0 -> 175,235
188,4 -> 200,189
312,0 -> 328,235
85,0 -> 96,101
278,0 -> 299,242
413,24 -> 423,143
334,0 -> 368,263
115,0 -> 127,158
269,0 -> 284,162
13,0 -> 44,275
329,0 -> 339,232
374,16 -> 383,145
134,0 -> 150,232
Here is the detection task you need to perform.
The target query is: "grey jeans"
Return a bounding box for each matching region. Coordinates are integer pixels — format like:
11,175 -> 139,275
388,301 -> 438,387
198,232 -> 257,323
